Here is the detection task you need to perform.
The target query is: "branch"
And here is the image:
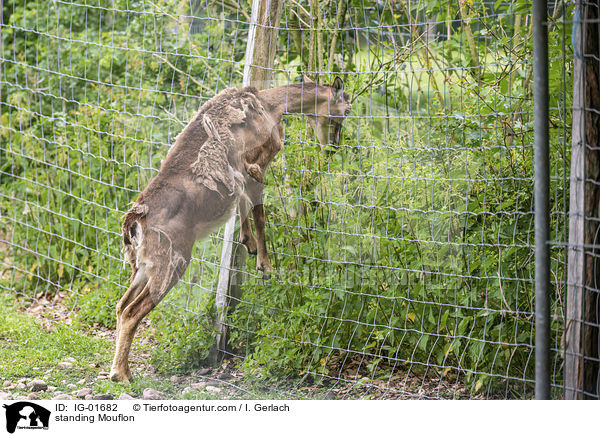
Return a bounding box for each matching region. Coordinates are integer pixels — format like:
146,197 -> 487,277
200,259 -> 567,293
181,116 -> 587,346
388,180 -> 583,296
458,1 -> 480,80
221,0 -> 251,21
328,0 -> 348,69
158,104 -> 186,127
288,0 -> 312,21
290,8 -> 311,29
152,53 -> 218,96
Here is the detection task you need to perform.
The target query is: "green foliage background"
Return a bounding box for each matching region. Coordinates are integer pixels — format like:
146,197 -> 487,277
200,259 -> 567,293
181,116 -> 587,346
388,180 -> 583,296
0,0 -> 572,397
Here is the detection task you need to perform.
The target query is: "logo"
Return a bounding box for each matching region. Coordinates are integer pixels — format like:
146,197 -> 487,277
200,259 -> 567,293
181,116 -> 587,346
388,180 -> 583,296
2,402 -> 51,434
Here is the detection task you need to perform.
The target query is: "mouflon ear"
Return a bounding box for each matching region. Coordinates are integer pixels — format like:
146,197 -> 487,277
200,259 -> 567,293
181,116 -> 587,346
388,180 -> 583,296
332,76 -> 344,91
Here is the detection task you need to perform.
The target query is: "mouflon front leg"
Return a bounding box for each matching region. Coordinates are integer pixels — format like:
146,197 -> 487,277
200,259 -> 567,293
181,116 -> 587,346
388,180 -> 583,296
238,197 -> 257,255
251,201 -> 273,277
239,127 -> 282,275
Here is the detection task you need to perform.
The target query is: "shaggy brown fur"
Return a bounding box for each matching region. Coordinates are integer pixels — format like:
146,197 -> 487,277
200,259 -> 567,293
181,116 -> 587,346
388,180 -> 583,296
110,78 -> 351,382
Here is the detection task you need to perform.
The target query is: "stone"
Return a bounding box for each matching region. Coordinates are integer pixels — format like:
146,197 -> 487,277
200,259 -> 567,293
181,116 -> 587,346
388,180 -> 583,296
181,387 -> 192,395
3,381 -> 12,388
52,394 -> 72,400
76,388 -> 92,398
27,380 -> 47,392
0,392 -> 13,400
27,393 -> 40,400
85,395 -> 93,400
190,382 -> 206,391
16,383 -> 26,390
197,368 -> 210,376
77,379 -> 86,385
170,376 -> 181,384
48,386 -> 57,392
92,393 -> 114,400
97,375 -> 108,380
65,357 -> 77,363
98,371 -> 110,376
58,362 -> 74,369
205,386 -> 222,394
118,393 -> 135,400
142,388 -> 164,400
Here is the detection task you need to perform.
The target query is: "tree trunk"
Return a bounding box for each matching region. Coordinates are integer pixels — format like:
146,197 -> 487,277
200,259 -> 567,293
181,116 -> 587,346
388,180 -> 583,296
249,0 -> 284,88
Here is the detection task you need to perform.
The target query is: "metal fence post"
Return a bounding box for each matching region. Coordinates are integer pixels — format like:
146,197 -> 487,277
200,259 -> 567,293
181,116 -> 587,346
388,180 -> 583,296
533,0 -> 550,400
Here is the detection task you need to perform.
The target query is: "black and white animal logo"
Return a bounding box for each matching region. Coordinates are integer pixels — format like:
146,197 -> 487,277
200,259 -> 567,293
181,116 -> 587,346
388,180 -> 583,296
2,402 -> 51,433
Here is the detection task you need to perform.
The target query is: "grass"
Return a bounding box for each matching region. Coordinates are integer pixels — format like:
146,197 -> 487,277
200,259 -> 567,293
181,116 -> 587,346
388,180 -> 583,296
0,306 -> 108,378
0,293 -> 263,400
0,292 -> 431,400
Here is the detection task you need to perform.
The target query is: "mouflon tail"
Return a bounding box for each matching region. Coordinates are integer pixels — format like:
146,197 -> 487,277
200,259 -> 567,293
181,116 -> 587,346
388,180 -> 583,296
121,202 -> 149,276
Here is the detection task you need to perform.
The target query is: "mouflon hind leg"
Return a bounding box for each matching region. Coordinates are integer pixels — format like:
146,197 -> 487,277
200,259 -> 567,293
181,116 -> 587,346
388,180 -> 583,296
111,265 -> 149,380
109,279 -> 155,383
115,265 -> 148,334
110,231 -> 188,382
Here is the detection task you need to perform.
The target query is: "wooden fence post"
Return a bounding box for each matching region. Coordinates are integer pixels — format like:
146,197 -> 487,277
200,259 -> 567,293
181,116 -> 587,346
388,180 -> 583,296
566,0 -> 600,400
213,0 -> 283,359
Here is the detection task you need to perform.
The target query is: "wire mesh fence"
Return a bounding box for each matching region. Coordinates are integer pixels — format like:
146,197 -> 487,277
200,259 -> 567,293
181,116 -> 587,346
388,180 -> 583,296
0,0 -> 578,399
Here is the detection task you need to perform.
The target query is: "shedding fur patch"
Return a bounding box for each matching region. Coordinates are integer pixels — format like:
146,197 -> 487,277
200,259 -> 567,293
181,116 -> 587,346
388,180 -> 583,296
202,114 -> 221,141
150,226 -> 189,301
193,87 -> 266,141
129,202 -> 149,216
190,138 -> 238,196
190,113 -> 244,197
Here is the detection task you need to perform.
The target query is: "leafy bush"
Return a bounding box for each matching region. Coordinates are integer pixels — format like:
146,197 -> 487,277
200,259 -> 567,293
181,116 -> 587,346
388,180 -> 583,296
147,293 -> 216,375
